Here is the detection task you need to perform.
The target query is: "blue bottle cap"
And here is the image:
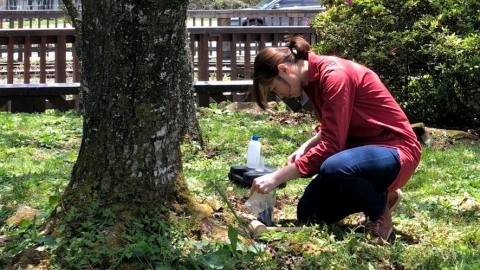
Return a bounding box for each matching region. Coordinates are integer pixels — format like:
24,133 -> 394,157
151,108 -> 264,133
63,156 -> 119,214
252,135 -> 259,141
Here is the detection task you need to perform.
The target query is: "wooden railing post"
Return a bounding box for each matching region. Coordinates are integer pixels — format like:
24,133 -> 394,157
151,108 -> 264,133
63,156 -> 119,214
196,33 -> 210,107
7,36 -> 14,84
55,34 -> 67,83
230,33 -> 245,102
40,36 -> 47,83
23,35 -> 45,113
243,33 -> 251,80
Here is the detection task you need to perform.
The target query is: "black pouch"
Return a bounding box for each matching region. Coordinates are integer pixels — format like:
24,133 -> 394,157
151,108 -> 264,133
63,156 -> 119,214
258,207 -> 275,226
228,165 -> 286,189
228,166 -> 255,188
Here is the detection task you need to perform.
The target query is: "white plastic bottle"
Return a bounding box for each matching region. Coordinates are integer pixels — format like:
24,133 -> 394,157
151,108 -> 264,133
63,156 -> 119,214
246,135 -> 262,168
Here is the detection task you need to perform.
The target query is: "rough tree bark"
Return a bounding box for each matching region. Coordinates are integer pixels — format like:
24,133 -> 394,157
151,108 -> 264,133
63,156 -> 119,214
60,0 -> 204,206
42,0 -> 207,267
62,0 -> 203,143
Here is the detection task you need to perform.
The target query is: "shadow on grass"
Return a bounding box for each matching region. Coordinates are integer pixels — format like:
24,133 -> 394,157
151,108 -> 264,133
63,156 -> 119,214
0,170 -> 69,207
0,130 -> 37,148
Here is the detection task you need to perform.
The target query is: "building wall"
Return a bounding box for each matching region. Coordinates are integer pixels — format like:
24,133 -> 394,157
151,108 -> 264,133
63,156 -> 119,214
0,0 -> 81,10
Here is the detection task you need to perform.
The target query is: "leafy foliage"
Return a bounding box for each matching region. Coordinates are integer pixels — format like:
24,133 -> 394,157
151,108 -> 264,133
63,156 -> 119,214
312,0 -> 480,128
1,110 -> 479,269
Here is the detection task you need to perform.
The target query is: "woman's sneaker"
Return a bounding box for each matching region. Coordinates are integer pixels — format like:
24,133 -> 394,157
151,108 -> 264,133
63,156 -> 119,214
387,189 -> 403,212
365,206 -> 393,245
356,189 -> 403,225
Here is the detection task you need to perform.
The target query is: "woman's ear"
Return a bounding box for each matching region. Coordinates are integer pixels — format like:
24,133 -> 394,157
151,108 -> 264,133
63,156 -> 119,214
277,63 -> 290,74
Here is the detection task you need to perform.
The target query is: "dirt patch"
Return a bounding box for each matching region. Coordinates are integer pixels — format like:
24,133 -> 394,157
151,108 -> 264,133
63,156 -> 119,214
267,111 -> 316,126
6,205 -> 43,226
424,127 -> 479,149
6,248 -> 49,270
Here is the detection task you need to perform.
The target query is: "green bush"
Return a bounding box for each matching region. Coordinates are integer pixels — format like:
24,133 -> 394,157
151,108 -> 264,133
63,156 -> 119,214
312,0 -> 480,128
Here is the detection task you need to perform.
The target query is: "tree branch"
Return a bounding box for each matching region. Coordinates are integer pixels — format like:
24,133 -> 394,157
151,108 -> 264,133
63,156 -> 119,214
61,0 -> 82,59
61,0 -> 81,29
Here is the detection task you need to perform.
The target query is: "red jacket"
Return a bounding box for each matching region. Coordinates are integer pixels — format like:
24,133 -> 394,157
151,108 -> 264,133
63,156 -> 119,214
294,53 -> 421,191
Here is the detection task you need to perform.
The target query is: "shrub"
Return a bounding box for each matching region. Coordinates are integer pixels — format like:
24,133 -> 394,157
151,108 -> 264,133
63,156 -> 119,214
312,0 -> 480,128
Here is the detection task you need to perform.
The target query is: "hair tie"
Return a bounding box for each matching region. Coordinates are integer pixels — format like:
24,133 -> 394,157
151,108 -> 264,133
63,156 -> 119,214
288,43 -> 298,56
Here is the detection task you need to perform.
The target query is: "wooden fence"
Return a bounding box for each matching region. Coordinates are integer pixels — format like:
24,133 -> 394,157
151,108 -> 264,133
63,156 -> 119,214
0,9 -> 324,112
0,10 -> 72,28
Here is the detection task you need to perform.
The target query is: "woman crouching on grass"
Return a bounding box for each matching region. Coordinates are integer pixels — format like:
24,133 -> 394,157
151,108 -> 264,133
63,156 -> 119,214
249,35 -> 421,244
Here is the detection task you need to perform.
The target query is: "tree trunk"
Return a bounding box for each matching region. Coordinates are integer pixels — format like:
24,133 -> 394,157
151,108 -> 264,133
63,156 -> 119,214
62,0 -> 196,208
49,0 -> 205,267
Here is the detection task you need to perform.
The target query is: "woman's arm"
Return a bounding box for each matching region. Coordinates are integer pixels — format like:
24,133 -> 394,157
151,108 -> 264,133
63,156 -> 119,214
250,163 -> 301,195
287,131 -> 322,164
250,132 -> 321,195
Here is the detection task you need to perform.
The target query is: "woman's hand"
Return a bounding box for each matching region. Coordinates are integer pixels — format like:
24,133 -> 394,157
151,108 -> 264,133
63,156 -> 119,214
287,146 -> 307,164
250,173 -> 280,196
249,163 -> 301,196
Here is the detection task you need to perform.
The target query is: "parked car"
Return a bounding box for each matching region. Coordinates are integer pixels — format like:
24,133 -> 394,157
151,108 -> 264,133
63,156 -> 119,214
230,0 -> 325,26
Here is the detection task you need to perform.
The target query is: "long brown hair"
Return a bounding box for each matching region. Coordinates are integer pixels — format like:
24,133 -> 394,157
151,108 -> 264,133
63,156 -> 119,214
251,35 -> 311,110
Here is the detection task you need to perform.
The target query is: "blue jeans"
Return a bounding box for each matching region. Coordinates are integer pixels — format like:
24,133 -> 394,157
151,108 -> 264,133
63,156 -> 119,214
297,146 -> 401,223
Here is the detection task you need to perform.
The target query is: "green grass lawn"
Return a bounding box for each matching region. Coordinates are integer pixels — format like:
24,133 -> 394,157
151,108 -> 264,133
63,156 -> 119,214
0,107 -> 479,269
